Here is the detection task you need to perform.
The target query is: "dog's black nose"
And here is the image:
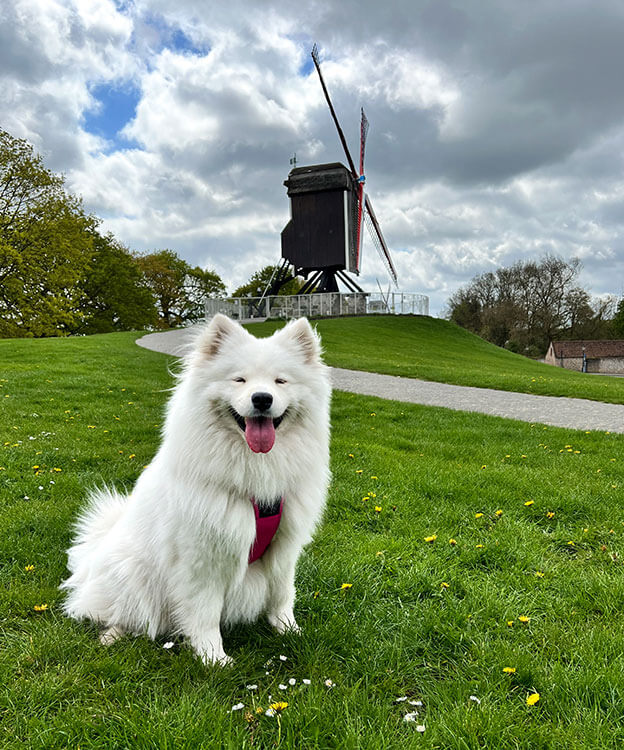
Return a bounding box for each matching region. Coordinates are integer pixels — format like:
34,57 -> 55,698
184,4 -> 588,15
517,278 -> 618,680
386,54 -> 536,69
251,391 -> 273,412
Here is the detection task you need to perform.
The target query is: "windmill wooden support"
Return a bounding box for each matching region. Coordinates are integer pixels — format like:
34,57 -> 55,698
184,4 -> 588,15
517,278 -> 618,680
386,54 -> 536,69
270,44 -> 399,297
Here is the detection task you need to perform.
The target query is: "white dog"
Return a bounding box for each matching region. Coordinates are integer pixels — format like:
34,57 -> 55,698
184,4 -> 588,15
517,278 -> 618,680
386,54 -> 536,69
61,315 -> 331,665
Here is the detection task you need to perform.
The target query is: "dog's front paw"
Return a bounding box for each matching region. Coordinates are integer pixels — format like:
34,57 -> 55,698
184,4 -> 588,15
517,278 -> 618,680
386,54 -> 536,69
268,611 -> 301,635
201,651 -> 234,667
195,645 -> 234,667
99,625 -> 125,646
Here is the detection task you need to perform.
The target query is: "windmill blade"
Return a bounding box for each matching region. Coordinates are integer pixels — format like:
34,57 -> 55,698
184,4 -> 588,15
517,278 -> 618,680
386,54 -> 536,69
364,194 -> 398,286
355,108 -> 369,273
311,44 -> 358,179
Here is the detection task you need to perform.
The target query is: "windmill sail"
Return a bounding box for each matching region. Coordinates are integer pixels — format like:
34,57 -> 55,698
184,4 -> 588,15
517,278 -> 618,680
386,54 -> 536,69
311,44 -> 358,178
364,194 -> 398,286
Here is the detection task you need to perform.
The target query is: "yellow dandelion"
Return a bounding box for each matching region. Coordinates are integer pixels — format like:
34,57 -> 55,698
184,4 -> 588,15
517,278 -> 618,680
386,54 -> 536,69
440,582 -> 450,589
507,620 -> 514,627
424,535 -> 437,543
476,544 -> 484,548
518,615 -> 530,623
370,475 -> 378,479
356,469 -> 363,474
524,500 -> 534,507
526,692 -> 540,706
495,509 -> 503,517
33,604 -> 48,612
481,465 -> 487,469
503,667 -> 516,674
449,538 -> 457,546
348,453 -> 354,458
129,454 -> 136,459
535,571 -> 545,578
362,496 -> 370,501
340,583 -> 353,590
269,701 -> 288,712
546,511 -> 555,519
374,506 -> 382,513
475,513 -> 484,519
24,564 -> 34,572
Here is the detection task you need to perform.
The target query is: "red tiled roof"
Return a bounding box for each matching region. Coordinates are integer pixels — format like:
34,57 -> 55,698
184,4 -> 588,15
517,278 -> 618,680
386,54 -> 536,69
551,340 -> 624,358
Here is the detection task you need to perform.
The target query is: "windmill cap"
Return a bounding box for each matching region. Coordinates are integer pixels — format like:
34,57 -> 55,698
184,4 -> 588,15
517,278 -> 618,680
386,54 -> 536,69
284,162 -> 356,195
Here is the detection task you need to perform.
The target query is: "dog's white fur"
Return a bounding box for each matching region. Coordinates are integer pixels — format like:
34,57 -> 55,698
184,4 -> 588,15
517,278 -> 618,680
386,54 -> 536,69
61,315 -> 331,665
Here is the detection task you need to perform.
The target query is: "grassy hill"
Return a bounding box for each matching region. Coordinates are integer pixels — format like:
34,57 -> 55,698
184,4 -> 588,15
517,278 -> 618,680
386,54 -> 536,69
1,332 -> 623,748
247,316 -> 624,404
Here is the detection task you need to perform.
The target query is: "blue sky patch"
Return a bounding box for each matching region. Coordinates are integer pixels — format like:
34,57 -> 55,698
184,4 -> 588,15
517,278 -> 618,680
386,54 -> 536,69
83,82 -> 141,150
299,55 -> 315,77
141,13 -> 209,57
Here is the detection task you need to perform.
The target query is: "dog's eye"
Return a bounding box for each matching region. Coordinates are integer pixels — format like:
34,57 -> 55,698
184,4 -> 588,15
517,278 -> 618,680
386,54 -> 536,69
275,378 -> 287,385
233,377 -> 246,383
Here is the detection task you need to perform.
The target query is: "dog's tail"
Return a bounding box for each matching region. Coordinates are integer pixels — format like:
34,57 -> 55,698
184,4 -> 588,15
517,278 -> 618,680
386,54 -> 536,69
64,486 -> 127,574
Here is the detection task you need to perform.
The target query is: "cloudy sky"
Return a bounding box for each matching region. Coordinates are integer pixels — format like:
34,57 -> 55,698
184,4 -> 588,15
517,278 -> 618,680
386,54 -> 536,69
2,0 -> 624,315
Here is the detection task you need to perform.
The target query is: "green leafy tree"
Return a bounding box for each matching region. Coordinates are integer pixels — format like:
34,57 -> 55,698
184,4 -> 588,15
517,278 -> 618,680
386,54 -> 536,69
231,265 -> 304,298
0,128 -> 96,337
445,255 -> 610,355
611,298 -> 624,337
136,249 -> 226,327
75,233 -> 158,334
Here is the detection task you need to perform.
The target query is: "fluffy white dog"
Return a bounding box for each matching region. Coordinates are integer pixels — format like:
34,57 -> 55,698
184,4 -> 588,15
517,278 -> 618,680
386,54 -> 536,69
61,315 -> 331,665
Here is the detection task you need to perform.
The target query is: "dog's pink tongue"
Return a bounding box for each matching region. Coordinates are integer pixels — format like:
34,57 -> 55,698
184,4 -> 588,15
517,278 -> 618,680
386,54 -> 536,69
245,417 -> 275,453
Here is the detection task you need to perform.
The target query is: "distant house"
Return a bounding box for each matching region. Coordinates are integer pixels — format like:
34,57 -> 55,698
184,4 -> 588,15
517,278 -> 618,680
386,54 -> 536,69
545,340 -> 624,374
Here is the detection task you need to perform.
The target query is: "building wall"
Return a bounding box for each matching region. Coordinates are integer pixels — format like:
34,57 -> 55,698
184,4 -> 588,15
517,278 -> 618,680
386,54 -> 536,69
544,346 -> 557,366
552,356 -> 624,374
596,357 -> 624,374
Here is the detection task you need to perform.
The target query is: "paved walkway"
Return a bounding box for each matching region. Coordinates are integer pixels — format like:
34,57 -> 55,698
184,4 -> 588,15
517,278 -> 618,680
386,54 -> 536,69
137,328 -> 624,434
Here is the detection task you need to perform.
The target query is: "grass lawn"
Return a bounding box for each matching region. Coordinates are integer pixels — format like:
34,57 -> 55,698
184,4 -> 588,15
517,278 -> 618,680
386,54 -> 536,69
1,331 -> 623,748
247,316 -> 624,405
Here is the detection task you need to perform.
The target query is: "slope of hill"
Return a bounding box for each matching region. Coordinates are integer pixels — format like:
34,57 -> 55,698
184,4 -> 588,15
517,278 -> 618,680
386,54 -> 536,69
248,316 -> 624,405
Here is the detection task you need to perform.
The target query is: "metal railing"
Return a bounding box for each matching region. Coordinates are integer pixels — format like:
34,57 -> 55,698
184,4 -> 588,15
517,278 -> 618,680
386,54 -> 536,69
205,292 -> 429,321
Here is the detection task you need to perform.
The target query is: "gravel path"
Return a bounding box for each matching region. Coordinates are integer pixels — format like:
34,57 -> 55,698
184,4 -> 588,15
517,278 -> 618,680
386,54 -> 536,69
137,327 -> 624,434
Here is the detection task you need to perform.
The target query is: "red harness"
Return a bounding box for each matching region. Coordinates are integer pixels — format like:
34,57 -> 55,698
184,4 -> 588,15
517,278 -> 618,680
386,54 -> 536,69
248,497 -> 284,564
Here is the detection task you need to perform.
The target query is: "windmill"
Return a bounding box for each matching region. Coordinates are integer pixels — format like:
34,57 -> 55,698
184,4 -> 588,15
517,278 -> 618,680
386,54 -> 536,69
274,43 -> 398,295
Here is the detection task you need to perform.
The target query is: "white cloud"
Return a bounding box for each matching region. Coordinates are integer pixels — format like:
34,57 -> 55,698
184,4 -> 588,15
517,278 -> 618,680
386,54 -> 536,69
2,0 -> 624,315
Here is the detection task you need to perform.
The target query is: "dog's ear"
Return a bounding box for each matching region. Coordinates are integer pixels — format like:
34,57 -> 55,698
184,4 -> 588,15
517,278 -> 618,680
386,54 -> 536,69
277,318 -> 322,364
197,314 -> 246,358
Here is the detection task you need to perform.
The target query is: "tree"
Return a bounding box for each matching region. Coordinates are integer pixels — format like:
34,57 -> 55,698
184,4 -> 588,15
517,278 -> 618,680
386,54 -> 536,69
445,255 -> 607,355
136,249 -> 226,327
607,297 -> 624,338
0,128 -> 96,336
231,265 -> 304,298
75,233 -> 158,334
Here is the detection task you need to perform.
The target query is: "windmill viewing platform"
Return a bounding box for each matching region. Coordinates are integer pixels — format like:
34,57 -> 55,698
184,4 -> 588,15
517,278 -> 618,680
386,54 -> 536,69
205,291 -> 429,322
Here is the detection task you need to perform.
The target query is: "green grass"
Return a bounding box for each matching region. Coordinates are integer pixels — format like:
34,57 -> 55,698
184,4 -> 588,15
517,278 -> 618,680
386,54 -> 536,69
2,332 -> 624,748
246,316 -> 624,404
